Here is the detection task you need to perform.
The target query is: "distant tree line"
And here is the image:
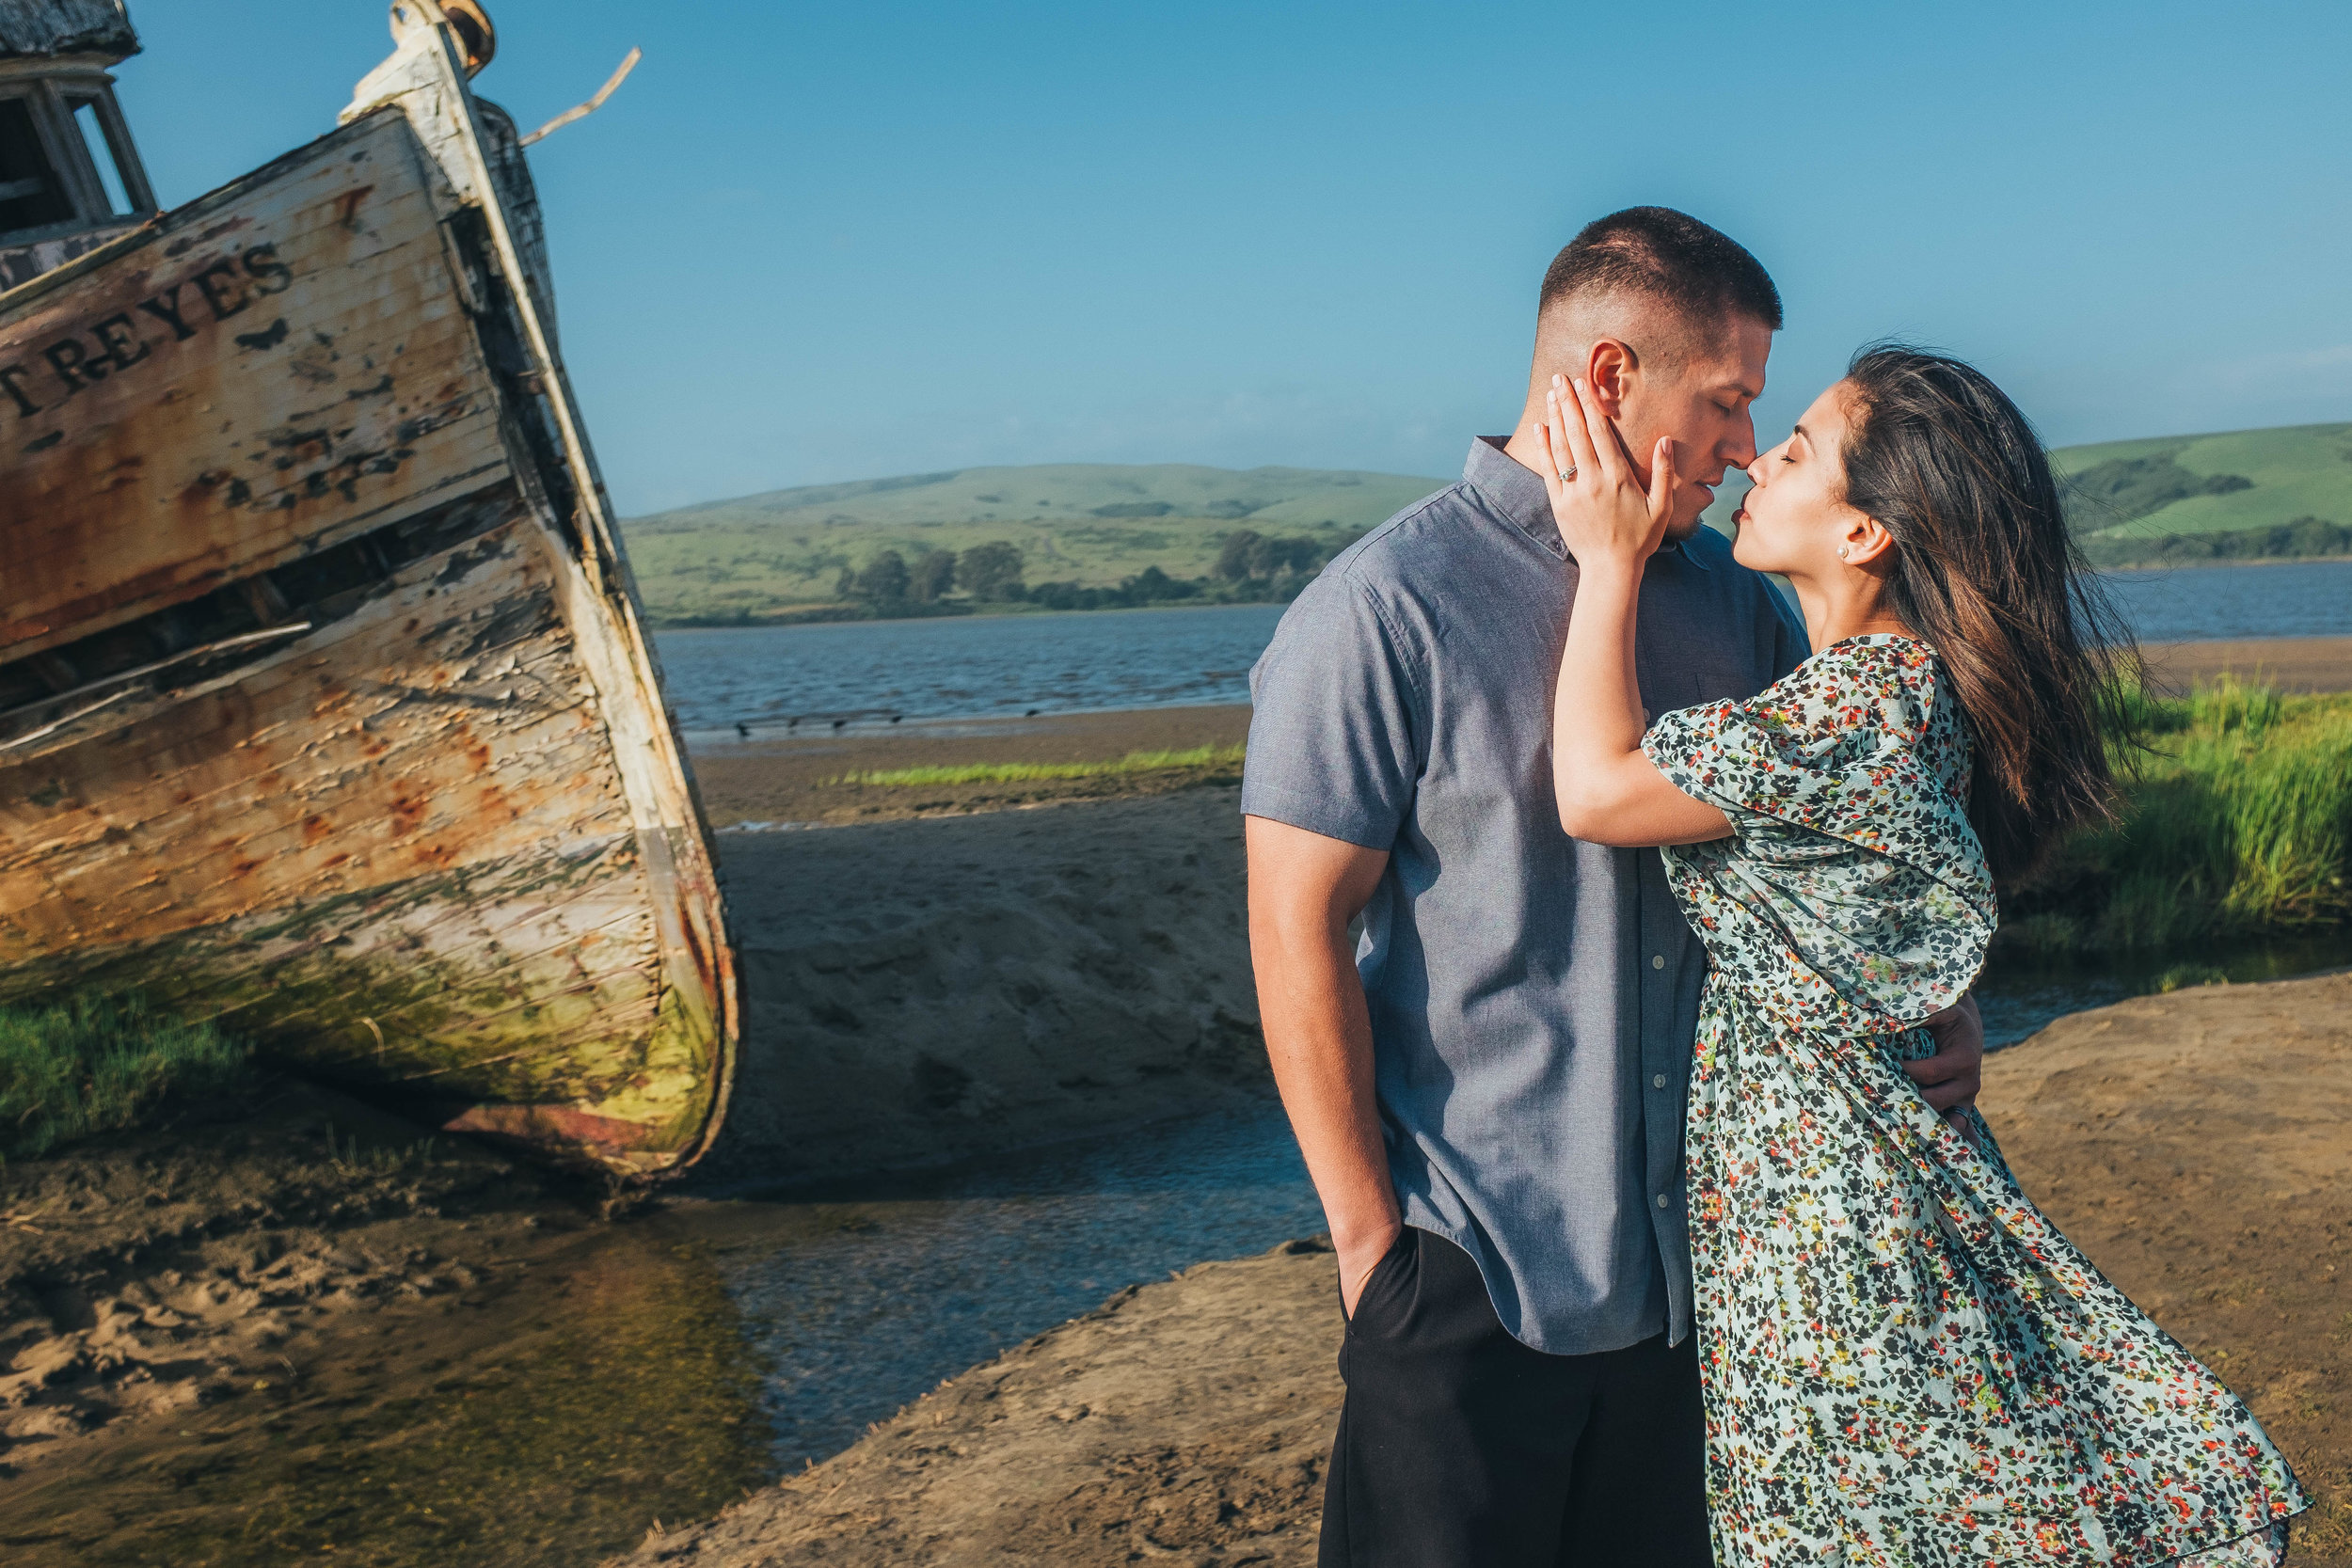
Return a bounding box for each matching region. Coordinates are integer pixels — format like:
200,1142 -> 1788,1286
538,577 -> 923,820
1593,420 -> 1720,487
2078,515 -> 2351,569
831,528 -> 1342,615
833,541 -> 1028,611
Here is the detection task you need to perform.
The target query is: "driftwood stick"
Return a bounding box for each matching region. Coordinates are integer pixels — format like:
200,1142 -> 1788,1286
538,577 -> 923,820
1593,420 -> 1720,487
520,47 -> 642,147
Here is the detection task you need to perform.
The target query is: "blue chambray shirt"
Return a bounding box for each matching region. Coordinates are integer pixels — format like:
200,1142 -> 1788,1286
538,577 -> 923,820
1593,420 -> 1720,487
1242,436 -> 1805,1355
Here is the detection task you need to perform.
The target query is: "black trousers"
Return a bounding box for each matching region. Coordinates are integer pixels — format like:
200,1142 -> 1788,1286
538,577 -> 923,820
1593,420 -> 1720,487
1319,1227 -> 1710,1568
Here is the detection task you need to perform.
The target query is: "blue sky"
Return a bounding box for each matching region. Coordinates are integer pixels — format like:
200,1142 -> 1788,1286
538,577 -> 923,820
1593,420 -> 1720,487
115,1 -> 2350,515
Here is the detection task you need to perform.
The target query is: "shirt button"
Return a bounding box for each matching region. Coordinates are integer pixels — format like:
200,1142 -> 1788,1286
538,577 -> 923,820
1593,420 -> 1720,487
1653,1073 -> 1668,1089
1656,1193 -> 1672,1209
1651,954 -> 1665,970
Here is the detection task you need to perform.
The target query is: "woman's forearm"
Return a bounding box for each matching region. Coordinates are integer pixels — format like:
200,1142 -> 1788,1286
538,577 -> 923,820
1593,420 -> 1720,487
1552,560 -> 1648,816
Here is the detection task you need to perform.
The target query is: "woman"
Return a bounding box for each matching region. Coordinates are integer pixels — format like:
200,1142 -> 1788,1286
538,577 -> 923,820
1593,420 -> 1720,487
1539,346 -> 2307,1566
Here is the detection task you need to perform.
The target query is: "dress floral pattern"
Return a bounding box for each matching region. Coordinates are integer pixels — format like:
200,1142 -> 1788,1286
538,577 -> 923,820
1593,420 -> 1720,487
1642,635 -> 2308,1568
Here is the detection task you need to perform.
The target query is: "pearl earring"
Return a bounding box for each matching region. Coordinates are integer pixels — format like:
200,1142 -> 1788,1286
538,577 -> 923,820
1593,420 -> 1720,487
1836,546 -> 1850,560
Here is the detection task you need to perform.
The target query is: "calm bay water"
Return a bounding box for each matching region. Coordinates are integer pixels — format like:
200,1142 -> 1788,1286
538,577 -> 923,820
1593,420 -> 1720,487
653,561 -> 2352,733
655,603 -> 1287,733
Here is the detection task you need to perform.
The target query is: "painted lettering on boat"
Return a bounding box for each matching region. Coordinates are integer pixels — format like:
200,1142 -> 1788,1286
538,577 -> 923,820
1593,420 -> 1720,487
8,245 -> 295,415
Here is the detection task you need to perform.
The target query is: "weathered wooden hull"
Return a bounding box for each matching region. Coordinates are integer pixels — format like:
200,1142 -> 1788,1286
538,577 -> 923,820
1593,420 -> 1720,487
0,37 -> 738,1172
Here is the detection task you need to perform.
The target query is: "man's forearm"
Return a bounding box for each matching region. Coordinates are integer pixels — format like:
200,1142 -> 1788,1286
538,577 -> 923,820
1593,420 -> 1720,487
1250,907 -> 1399,1274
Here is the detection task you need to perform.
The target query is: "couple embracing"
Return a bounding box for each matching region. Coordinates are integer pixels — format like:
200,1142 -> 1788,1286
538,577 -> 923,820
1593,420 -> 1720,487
1242,208 -> 2307,1567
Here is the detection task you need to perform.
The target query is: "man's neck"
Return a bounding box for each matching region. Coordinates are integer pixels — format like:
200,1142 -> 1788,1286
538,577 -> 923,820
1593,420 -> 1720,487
1500,407 -> 1551,477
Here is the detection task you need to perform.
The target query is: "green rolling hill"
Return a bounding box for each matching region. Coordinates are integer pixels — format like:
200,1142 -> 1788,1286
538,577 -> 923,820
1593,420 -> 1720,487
625,424 -> 2352,625
2051,422 -> 2352,537
621,463 -> 1446,625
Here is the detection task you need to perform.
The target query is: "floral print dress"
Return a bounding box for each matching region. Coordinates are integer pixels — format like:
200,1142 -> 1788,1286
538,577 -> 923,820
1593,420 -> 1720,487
1641,635 -> 2307,1568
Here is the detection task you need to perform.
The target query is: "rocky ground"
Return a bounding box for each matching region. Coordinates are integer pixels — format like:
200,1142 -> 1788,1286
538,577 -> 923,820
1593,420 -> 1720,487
608,970 -> 2352,1568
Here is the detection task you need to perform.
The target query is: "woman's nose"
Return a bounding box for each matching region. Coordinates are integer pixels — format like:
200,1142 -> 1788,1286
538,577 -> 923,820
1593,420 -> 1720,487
1745,453 -> 1768,486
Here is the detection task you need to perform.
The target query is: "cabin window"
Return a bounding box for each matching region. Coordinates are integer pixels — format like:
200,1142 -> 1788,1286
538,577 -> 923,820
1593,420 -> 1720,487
0,96 -> 74,235
70,98 -> 134,216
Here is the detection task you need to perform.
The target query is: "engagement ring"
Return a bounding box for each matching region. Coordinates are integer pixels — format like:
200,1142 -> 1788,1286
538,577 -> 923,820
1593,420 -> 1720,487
1558,465 -> 1577,482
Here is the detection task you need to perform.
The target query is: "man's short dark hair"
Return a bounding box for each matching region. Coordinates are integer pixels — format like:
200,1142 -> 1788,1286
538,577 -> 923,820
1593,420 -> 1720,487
1539,206 -> 1783,336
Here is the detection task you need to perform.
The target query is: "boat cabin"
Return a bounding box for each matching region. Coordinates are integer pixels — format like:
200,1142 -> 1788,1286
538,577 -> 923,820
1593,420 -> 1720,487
0,0 -> 155,288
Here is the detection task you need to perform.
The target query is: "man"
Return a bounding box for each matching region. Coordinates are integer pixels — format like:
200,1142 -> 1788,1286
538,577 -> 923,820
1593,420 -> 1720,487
1242,207 -> 1985,1566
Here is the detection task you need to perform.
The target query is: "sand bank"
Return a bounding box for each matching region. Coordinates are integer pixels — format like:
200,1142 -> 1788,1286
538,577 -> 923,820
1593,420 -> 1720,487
683,633 -> 2352,835
691,705 -> 1253,828
701,786 -> 1263,1187
613,970 -> 2352,1567
2142,636 -> 2352,695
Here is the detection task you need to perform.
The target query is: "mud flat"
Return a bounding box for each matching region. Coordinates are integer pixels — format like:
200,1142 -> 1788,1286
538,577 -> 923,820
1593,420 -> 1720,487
614,970 -> 2352,1568
0,1082 -> 551,1477
700,785 -> 1263,1186
0,1085 -> 772,1568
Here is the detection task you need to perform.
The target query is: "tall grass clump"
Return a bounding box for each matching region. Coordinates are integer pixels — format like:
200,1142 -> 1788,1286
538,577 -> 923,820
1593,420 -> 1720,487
0,996 -> 252,1163
2004,677 -> 2352,953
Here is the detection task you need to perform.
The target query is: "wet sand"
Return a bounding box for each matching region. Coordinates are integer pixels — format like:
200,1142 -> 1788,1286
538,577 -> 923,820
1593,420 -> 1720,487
0,1085 -> 772,1567
615,970 -> 2352,1568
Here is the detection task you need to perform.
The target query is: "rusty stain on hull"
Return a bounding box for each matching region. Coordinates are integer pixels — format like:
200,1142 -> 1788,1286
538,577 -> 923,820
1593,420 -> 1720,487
0,11 -> 738,1174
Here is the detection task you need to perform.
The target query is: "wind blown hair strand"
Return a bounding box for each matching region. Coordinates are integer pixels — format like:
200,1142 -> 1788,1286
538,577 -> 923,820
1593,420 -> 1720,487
1838,344 -> 2137,883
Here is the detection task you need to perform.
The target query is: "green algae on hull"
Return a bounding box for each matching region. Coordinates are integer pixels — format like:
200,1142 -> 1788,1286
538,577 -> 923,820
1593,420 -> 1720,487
0,832 -> 726,1171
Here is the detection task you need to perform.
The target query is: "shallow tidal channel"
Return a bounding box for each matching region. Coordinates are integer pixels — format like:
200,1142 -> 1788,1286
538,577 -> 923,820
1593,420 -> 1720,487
10,938 -> 2345,1568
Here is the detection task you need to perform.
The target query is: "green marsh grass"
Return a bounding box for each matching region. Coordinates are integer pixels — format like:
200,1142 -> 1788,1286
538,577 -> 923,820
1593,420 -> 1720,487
834,742 -> 1247,788
2008,678 -> 2352,953
0,996 -> 251,1162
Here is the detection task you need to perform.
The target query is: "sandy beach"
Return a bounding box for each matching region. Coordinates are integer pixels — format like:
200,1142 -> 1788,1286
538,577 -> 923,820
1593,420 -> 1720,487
614,970 -> 2352,1568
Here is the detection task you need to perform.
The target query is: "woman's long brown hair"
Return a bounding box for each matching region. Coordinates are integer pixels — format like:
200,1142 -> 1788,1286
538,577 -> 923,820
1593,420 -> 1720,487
1838,345 -> 2136,883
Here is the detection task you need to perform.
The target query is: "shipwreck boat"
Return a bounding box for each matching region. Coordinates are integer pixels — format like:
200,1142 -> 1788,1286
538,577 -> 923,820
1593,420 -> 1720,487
0,0 -> 739,1174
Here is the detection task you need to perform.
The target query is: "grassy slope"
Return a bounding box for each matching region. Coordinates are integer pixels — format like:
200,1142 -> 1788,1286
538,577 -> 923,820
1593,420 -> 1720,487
621,464 -> 1446,623
2048,421 -> 2352,537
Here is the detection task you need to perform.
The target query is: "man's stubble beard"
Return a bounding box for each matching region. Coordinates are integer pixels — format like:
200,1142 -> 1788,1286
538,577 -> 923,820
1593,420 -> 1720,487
1662,507 -> 1708,545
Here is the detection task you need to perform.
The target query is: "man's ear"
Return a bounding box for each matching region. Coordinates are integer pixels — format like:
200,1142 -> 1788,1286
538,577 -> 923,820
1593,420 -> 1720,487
1587,339 -> 1636,416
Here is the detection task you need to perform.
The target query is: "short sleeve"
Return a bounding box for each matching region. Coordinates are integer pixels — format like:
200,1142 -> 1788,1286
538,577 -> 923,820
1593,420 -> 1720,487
1641,641 -> 1994,1029
1240,572 -> 1424,850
